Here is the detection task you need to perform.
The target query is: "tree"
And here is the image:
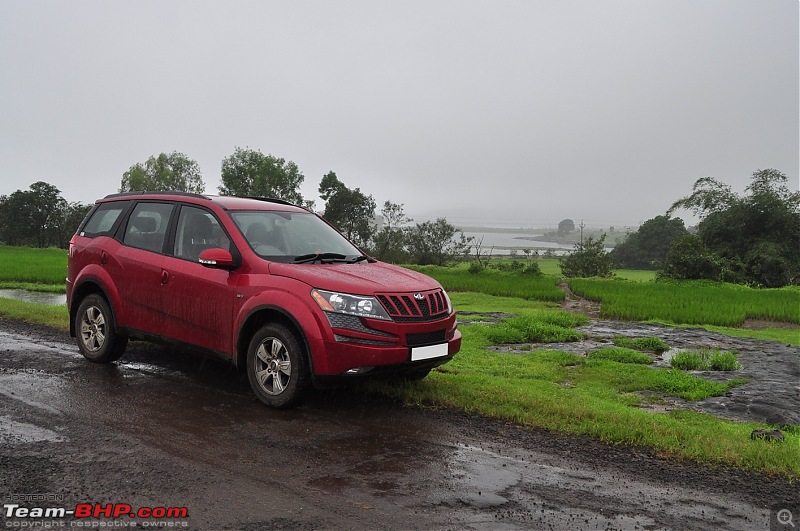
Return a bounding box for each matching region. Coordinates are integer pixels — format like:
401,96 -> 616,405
659,235 -> 722,281
558,218 -> 575,235
667,169 -> 800,287
404,218 -> 472,266
0,193 -> 28,246
0,182 -> 78,248
219,147 -> 305,204
668,176 -> 739,217
120,152 -> 205,193
317,172 -> 376,248
58,202 -> 93,248
370,201 -> 411,263
559,234 -> 614,278
611,215 -> 688,270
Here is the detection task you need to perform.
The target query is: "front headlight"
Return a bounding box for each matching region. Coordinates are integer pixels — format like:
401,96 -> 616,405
311,289 -> 391,321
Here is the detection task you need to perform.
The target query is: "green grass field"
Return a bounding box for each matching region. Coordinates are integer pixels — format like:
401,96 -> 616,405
0,246 -> 67,286
1,245 -> 798,477
569,278 -> 800,326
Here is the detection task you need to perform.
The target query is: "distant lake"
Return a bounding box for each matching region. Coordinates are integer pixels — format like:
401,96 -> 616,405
461,231 -> 572,255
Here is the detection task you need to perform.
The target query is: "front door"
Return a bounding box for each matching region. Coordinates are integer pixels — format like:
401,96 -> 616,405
160,205 -> 238,355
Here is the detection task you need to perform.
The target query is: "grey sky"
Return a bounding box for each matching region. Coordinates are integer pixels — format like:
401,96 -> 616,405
1,0 -> 797,228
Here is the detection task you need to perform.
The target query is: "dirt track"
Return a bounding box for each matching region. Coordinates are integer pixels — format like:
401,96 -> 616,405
0,317 -> 797,530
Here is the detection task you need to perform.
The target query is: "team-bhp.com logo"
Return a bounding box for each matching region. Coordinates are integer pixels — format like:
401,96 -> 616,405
4,503 -> 189,527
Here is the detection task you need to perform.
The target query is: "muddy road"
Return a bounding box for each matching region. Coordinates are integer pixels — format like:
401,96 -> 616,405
0,318 -> 797,530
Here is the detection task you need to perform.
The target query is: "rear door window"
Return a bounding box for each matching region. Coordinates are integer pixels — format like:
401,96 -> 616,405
123,202 -> 175,253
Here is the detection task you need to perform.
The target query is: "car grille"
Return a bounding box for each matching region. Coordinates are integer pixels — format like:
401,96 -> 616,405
376,289 -> 449,322
406,330 -> 447,347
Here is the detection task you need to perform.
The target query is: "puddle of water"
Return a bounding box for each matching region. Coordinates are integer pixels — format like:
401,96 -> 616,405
0,331 -> 81,358
0,289 -> 66,305
0,415 -> 63,444
0,371 -> 65,415
656,348 -> 687,367
449,444 -> 523,508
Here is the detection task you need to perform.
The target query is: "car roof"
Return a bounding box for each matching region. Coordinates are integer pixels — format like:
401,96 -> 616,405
99,192 -> 307,213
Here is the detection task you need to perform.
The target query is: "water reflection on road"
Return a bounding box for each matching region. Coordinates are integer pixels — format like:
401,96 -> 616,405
0,289 -> 66,305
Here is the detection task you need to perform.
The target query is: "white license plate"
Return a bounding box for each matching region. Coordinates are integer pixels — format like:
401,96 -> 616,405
410,343 -> 449,361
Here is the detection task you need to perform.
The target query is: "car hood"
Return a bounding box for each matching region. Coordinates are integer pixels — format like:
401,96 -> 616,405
268,261 -> 442,294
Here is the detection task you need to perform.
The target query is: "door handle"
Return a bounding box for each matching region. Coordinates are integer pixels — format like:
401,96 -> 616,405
161,270 -> 170,285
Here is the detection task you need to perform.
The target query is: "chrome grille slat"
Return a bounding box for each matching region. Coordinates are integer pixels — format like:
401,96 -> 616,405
377,289 -> 449,322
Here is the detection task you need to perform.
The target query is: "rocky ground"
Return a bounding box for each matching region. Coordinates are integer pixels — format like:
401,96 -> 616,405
0,317 -> 798,530
555,283 -> 800,427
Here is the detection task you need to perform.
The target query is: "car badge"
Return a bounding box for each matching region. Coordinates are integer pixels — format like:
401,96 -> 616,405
414,293 -> 424,300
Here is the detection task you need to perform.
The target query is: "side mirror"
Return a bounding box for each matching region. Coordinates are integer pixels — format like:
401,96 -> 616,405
198,248 -> 237,270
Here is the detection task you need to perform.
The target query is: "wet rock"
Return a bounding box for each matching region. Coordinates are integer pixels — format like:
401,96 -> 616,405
750,429 -> 785,442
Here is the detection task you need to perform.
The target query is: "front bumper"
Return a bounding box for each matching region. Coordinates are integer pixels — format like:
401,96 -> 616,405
308,328 -> 461,376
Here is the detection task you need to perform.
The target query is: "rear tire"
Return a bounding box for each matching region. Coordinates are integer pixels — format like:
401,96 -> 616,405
75,294 -> 128,363
246,323 -> 310,409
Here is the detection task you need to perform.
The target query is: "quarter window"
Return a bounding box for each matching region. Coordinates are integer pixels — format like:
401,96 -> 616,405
80,203 -> 129,237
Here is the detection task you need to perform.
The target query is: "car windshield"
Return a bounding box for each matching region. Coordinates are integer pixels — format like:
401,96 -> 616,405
230,211 -> 363,263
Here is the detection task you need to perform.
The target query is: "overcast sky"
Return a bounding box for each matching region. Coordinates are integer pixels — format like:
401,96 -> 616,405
1,0 -> 797,228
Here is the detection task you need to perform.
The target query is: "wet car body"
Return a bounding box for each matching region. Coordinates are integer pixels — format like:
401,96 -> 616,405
66,192 -> 461,407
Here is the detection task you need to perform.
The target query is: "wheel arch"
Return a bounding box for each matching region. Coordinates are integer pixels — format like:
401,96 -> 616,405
236,306 -> 314,375
69,279 -> 115,338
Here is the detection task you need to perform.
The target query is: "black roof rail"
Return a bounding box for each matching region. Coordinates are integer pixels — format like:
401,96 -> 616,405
241,196 -> 299,207
103,191 -> 211,200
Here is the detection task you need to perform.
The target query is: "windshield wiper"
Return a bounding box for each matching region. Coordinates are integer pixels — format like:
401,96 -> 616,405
293,253 -> 376,264
293,252 -> 348,264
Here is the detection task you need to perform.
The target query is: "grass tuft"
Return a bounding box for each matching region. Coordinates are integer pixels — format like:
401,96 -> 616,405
612,335 -> 669,352
671,349 -> 742,371
588,347 -> 653,364
479,312 -> 587,344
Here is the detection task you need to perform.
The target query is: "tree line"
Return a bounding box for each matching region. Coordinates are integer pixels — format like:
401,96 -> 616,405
566,169 -> 798,288
0,148 -> 472,265
0,182 -> 91,249
2,149 -> 796,287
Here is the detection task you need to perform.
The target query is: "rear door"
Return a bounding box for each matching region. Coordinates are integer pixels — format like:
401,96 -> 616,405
108,201 -> 174,336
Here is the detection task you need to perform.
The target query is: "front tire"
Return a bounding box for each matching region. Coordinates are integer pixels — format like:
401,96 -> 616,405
75,294 -> 128,363
246,323 -> 310,409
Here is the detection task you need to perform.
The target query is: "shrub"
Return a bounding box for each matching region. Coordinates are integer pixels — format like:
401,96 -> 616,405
559,235 -> 614,278
492,260 -> 524,272
468,261 -> 485,275
659,235 -> 722,281
522,262 -> 543,277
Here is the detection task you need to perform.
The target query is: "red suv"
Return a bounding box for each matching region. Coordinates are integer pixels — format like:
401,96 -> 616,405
67,192 -> 461,408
